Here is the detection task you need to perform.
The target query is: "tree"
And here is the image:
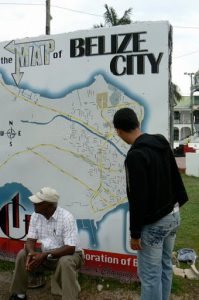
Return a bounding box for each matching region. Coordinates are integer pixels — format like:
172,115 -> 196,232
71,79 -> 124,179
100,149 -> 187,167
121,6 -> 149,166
94,4 -> 132,28
171,82 -> 182,105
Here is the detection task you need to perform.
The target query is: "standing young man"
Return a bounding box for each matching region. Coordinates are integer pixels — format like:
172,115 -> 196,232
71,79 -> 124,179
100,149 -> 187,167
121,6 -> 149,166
113,108 -> 188,300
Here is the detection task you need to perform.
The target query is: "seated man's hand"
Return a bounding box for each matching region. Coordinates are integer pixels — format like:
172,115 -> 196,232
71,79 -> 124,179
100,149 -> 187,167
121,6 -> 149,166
26,252 -> 47,271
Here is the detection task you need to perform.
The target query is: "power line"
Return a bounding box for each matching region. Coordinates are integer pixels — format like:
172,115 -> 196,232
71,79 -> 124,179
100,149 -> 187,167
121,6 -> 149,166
174,49 -> 199,59
0,2 -> 103,17
51,5 -> 102,17
0,2 -> 43,5
174,26 -> 199,30
1,2 -> 199,26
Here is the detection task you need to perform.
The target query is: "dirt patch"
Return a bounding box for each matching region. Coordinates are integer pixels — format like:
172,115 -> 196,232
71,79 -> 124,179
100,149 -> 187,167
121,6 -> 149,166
0,271 -> 198,300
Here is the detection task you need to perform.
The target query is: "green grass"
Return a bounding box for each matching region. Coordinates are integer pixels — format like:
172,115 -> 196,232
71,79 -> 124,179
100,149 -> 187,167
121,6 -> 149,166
174,175 -> 199,268
171,174 -> 199,295
0,260 -> 14,271
172,274 -> 199,295
0,174 -> 198,296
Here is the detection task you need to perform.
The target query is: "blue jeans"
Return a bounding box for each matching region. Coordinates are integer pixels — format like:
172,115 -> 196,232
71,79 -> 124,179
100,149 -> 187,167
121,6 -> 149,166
137,211 -> 180,300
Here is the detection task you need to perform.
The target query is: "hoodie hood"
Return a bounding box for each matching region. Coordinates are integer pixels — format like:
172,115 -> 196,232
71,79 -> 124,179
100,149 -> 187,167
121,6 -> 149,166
132,133 -> 170,151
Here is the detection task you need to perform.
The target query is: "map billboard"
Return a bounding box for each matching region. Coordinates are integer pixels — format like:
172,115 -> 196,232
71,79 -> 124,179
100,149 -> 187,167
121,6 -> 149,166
0,21 -> 172,280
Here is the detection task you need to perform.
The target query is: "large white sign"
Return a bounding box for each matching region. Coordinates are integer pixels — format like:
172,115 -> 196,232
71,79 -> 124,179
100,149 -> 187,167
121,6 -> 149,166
0,22 -> 171,260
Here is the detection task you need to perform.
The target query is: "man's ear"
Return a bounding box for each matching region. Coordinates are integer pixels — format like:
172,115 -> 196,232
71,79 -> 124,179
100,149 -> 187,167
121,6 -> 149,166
116,128 -> 122,136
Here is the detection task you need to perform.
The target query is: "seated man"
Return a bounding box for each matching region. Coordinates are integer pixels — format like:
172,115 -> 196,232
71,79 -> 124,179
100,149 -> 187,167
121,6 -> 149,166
9,187 -> 84,300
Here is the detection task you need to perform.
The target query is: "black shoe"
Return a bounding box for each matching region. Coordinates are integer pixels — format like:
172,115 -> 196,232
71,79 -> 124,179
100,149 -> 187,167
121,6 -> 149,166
9,294 -> 27,300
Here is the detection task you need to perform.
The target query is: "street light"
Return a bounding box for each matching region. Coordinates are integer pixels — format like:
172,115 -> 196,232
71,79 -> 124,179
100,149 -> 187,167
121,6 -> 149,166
184,72 -> 195,135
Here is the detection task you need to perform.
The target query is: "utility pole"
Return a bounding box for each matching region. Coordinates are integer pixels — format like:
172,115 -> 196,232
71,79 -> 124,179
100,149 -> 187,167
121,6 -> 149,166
46,0 -> 51,35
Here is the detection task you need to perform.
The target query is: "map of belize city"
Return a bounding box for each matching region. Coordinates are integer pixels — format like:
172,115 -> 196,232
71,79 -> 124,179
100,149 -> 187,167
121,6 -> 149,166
0,72 -> 144,249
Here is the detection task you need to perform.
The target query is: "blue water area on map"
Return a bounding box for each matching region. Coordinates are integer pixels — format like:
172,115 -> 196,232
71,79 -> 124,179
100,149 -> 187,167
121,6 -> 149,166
77,202 -> 129,250
0,183 -> 33,211
77,219 -> 98,248
0,69 -> 148,132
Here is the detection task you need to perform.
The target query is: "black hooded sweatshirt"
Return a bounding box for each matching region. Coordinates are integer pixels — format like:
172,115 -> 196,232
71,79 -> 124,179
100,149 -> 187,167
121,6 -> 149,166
125,133 -> 188,239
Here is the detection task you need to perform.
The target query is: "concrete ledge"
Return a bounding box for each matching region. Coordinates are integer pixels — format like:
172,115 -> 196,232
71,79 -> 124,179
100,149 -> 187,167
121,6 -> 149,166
186,152 -> 199,177
175,157 -> 186,173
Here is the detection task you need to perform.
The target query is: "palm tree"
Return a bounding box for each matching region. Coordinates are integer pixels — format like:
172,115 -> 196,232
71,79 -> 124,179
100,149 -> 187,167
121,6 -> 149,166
94,4 -> 132,28
171,82 -> 182,105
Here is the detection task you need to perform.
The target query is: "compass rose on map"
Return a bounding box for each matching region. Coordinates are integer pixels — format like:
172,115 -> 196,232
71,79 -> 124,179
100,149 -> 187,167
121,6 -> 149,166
6,127 -> 16,140
0,121 -> 21,146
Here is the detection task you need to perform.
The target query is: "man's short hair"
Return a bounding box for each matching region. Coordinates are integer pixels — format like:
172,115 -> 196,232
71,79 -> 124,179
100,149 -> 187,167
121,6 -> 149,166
113,108 -> 139,132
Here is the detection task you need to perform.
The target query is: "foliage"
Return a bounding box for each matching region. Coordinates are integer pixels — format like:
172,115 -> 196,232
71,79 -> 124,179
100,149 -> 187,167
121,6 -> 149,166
171,82 -> 182,105
94,4 -> 132,28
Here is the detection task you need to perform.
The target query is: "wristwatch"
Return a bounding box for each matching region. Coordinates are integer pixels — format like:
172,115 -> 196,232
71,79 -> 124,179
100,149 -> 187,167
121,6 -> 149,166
47,253 -> 58,261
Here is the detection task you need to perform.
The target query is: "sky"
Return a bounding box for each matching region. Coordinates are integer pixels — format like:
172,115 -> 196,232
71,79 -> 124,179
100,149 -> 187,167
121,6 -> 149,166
0,0 -> 198,95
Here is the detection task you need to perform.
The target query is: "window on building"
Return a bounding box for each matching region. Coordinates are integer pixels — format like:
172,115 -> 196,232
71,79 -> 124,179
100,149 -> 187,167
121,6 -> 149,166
174,128 -> 179,141
180,111 -> 191,124
181,127 -> 191,140
194,110 -> 199,124
174,111 -> 180,120
174,111 -> 180,124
